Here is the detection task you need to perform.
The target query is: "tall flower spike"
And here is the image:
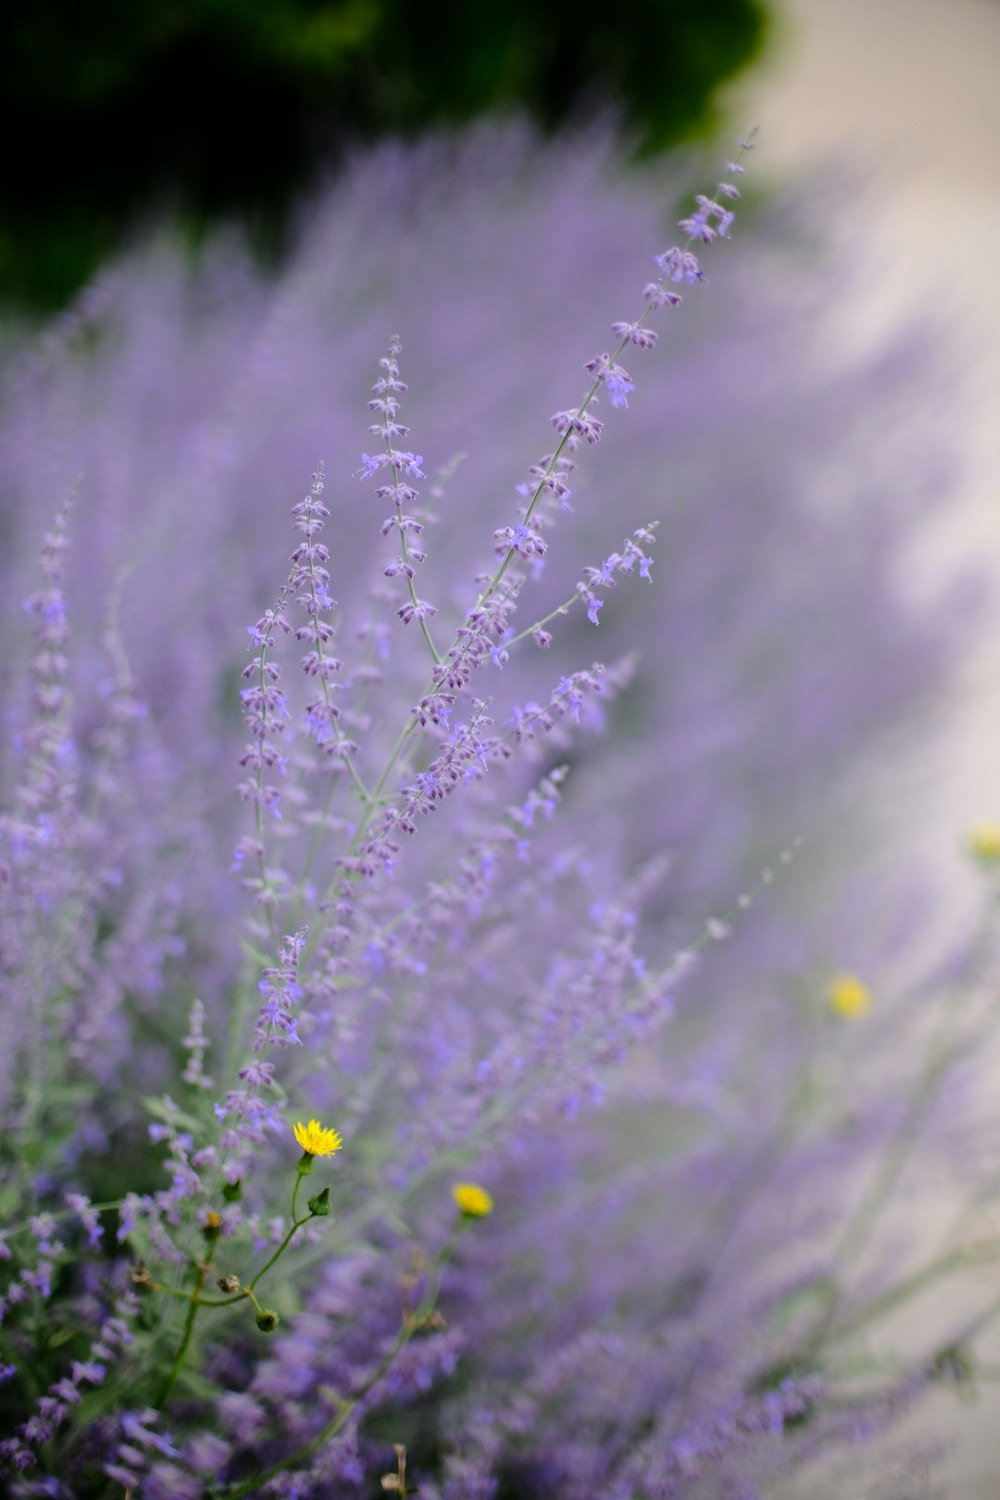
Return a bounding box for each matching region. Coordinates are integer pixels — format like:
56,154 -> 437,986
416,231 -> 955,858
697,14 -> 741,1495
361,338 -> 439,659
16,495 -> 78,829
213,928 -> 309,1160
236,581 -> 293,917
504,136 -> 754,622
289,465 -> 367,797
387,143 -> 753,769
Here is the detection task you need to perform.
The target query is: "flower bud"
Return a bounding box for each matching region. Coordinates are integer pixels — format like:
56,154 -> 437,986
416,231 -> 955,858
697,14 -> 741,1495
307,1186 -> 331,1217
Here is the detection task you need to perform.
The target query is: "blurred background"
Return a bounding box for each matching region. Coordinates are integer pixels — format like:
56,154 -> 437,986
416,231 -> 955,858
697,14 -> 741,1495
752,19 -> 1000,1482
2,1 -> 999,1492
740,0 -> 1000,897
0,0 -> 768,310
3,0 -> 996,850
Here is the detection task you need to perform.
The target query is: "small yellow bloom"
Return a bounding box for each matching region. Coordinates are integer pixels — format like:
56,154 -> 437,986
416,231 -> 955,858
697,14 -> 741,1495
293,1119 -> 343,1158
826,973 -> 871,1020
451,1182 -> 493,1218
969,824 -> 1000,860
201,1209 -> 222,1242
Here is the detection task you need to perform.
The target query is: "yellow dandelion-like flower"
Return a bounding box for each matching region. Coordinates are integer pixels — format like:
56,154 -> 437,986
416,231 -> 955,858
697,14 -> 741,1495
293,1119 -> 343,1158
826,973 -> 871,1020
451,1182 -> 493,1218
969,824 -> 1000,861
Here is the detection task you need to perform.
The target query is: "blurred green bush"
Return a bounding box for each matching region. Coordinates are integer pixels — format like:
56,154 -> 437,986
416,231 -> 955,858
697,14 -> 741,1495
0,0 -> 767,309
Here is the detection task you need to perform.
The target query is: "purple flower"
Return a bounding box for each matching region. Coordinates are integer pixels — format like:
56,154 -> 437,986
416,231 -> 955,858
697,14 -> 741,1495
0,119 -> 973,1500
655,246 -> 705,283
356,453 -> 384,479
604,370 -> 634,408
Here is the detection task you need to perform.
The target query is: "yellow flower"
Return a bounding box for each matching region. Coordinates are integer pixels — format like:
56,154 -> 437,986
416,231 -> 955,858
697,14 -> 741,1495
826,973 -> 871,1020
201,1209 -> 222,1242
969,824 -> 1000,860
451,1182 -> 493,1218
293,1119 -> 343,1158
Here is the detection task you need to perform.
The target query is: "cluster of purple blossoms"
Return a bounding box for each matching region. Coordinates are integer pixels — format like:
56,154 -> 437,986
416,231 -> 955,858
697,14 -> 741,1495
0,122 -> 987,1496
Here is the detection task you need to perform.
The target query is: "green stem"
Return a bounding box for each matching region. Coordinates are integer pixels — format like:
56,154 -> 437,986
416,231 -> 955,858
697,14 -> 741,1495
214,1235 -> 451,1499
399,524 -> 442,666
147,1278 -> 244,1309
827,1240 -> 1000,1344
243,1166 -> 317,1294
833,1055 -> 951,1272
152,1178 -> 314,1408
155,1254 -> 213,1409
799,979 -> 1000,1363
502,592 -> 579,650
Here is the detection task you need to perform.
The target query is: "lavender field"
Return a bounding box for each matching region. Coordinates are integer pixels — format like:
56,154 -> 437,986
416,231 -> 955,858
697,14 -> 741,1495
1,125 -> 998,1498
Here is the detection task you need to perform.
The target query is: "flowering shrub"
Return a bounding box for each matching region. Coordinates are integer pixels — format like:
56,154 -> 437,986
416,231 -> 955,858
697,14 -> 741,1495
0,125 -> 995,1497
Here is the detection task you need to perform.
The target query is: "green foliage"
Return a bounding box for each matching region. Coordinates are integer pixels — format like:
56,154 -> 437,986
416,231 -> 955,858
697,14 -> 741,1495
0,0 -> 768,308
